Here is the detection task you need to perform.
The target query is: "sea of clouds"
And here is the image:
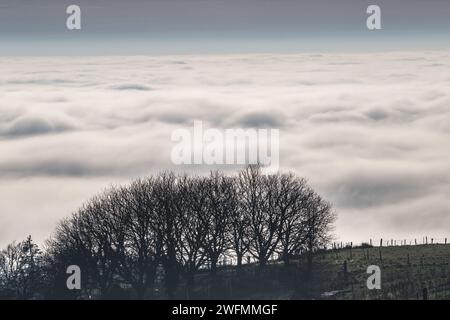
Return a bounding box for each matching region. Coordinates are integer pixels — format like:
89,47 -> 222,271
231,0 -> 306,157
1,52 -> 450,246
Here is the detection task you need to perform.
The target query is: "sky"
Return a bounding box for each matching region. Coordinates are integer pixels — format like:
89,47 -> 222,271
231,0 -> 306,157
1,1 -> 450,247
0,0 -> 449,54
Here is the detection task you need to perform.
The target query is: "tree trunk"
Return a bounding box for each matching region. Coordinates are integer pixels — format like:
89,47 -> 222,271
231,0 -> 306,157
163,250 -> 179,299
283,248 -> 290,266
210,255 -> 218,275
259,255 -> 267,268
236,254 -> 243,268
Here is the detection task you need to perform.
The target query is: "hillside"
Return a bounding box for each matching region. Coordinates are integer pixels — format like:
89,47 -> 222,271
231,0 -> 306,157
317,243 -> 450,300
160,244 -> 450,300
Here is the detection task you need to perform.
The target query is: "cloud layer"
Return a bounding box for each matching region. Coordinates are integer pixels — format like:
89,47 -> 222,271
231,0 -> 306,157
1,52 -> 450,246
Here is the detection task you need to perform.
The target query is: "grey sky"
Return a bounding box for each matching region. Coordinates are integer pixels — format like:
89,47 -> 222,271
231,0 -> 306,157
1,0 -> 450,54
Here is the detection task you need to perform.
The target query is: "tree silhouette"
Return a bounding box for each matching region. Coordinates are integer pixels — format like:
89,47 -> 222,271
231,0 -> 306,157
0,236 -> 43,299
0,165 -> 336,299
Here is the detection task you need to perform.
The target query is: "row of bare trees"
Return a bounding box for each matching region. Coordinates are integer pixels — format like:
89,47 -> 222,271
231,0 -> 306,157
0,166 -> 335,299
0,236 -> 43,299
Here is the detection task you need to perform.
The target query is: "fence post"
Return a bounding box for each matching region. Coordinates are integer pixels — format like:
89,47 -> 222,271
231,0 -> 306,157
380,238 -> 383,247
350,242 -> 353,260
370,239 -> 372,246
426,236 -> 428,245
379,248 -> 382,263
415,239 -> 417,245
446,238 -> 448,245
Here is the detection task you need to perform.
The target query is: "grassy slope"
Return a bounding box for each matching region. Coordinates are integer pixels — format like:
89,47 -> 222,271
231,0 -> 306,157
314,244 -> 450,299
183,244 -> 450,300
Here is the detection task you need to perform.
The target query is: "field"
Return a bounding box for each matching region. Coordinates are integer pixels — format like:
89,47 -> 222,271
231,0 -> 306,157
315,244 -> 450,299
165,244 -> 450,300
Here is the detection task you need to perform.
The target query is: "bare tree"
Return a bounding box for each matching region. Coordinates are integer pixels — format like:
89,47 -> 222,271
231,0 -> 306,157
47,194 -> 122,298
238,165 -> 283,267
0,237 -> 43,299
44,217 -> 89,299
203,172 -> 234,275
78,195 -> 122,296
228,176 -> 250,270
301,191 -> 336,274
176,175 -> 209,297
106,179 -> 160,299
276,175 -> 309,266
0,242 -> 23,298
151,172 -> 183,298
3,166 -> 337,300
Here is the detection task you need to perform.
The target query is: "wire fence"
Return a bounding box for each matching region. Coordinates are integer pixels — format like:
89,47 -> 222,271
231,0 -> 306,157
330,236 -> 449,250
320,238 -> 450,300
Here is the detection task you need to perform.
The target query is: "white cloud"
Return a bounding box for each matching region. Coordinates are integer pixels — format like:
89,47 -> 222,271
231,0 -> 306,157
1,52 -> 450,246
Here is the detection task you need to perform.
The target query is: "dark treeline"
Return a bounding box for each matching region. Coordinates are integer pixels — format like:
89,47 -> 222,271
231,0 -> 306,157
0,165 -> 335,299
